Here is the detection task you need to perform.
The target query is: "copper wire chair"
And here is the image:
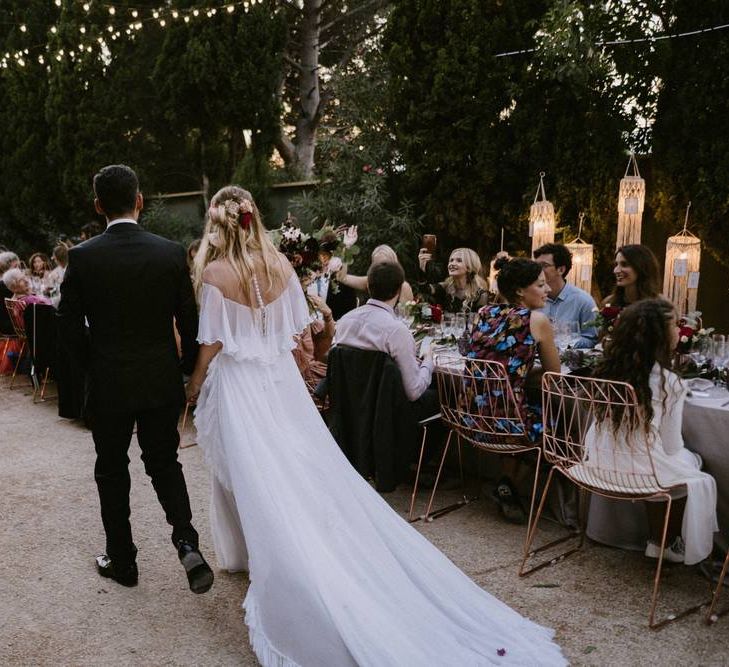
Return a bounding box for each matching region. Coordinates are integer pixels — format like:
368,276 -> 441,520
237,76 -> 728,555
4,298 -> 29,389
705,551 -> 729,624
520,371 -> 710,629
409,354 -> 542,524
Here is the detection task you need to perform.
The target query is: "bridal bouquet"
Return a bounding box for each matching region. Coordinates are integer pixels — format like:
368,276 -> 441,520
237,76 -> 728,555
272,219 -> 322,279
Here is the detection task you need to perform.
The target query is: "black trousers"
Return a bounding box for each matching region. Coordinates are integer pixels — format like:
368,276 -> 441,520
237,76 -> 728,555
91,402 -> 198,566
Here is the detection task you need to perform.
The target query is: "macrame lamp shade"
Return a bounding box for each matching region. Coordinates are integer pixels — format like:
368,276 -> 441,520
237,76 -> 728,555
565,213 -> 594,294
529,172 -> 555,254
663,203 -> 701,316
616,153 -> 645,249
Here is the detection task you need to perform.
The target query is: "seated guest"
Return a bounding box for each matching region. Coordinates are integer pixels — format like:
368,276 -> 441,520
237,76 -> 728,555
0,251 -> 20,334
586,298 -> 717,565
28,252 -> 52,295
337,244 -> 415,303
2,268 -> 53,308
334,261 -> 437,419
46,245 -> 69,297
417,247 -> 489,313
292,289 -> 336,390
80,221 -> 102,241
461,257 -> 560,522
533,243 -> 597,348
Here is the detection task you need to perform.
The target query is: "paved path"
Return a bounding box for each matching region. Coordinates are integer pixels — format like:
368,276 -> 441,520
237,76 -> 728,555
2,381 -> 729,665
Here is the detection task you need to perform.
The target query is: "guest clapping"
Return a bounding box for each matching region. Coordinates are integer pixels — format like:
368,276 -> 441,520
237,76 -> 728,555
418,247 -> 489,313
586,298 -> 717,565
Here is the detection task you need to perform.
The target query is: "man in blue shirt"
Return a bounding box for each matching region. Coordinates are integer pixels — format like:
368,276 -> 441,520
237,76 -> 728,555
533,243 -> 597,349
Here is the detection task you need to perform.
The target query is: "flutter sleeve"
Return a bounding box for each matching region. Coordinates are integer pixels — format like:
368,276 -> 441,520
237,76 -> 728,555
197,281 -> 240,357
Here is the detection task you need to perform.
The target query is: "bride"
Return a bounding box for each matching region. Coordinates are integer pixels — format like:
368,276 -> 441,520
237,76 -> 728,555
186,185 -> 566,666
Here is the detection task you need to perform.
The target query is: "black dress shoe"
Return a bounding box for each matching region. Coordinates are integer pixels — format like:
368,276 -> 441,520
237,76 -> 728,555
177,542 -> 214,594
95,554 -> 139,587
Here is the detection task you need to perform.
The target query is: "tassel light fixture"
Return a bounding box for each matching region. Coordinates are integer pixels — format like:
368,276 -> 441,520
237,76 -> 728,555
529,172 -> 555,254
565,213 -> 594,294
616,153 -> 645,249
663,202 -> 701,316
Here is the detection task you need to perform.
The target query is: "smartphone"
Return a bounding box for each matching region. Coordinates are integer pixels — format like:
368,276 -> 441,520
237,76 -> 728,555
423,234 -> 437,253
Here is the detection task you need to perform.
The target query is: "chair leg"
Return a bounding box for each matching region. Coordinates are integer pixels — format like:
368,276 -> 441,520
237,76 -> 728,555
706,550 -> 729,624
648,496 -> 709,629
408,424 -> 430,521
9,340 -> 26,389
519,467 -> 583,576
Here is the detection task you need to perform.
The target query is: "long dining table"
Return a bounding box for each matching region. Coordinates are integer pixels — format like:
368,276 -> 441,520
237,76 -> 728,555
586,385 -> 729,552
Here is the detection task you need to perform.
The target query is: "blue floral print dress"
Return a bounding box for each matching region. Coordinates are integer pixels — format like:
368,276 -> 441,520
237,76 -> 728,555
461,304 -> 543,442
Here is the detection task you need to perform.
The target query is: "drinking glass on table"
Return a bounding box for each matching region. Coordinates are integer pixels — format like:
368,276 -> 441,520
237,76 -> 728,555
565,321 -> 582,349
552,320 -> 569,352
441,313 -> 455,339
453,313 -> 466,339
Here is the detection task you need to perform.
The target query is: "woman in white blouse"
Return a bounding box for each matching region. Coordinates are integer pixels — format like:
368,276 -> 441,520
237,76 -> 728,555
585,298 -> 717,565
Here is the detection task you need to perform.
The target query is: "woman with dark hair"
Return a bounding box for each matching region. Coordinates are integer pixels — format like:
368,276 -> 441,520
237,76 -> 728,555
462,257 -> 560,522
603,244 -> 661,308
587,298 -> 717,564
28,252 -> 52,295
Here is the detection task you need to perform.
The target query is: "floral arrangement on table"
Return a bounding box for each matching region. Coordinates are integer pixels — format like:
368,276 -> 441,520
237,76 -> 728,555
586,303 -> 622,336
676,311 -> 714,354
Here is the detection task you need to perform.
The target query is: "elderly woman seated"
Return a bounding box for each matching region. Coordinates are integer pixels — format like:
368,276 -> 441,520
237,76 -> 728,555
2,268 -> 53,309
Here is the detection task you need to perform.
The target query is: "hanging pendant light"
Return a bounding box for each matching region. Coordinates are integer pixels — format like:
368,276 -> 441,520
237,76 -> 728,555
663,202 -> 701,316
529,172 -> 555,254
565,212 -> 594,294
616,153 -> 645,249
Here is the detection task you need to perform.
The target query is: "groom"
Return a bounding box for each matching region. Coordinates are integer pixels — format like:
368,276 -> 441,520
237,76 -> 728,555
58,164 -> 213,593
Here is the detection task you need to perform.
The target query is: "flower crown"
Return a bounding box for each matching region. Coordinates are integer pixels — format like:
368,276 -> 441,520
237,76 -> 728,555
212,197 -> 254,230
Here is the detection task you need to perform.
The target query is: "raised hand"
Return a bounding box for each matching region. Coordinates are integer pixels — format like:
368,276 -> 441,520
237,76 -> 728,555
418,248 -> 432,272
342,225 -> 358,248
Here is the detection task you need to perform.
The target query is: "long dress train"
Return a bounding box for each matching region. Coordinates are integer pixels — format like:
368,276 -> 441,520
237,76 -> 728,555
195,262 -> 566,666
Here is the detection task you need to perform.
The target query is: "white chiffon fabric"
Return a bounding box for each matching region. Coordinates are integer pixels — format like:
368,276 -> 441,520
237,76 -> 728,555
195,271 -> 566,666
584,365 -> 718,565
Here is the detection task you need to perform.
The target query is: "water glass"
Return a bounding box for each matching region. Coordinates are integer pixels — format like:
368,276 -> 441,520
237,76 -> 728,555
442,314 -> 455,339
453,313 -> 466,339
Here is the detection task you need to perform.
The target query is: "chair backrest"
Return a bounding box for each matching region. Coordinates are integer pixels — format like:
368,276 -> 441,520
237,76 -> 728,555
326,345 -> 416,491
434,353 -> 532,451
541,372 -> 664,494
4,298 -> 27,339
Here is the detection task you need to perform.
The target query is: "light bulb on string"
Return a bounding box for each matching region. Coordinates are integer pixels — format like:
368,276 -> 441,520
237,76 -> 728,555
83,3 -> 90,11
80,26 -> 86,34
131,10 -> 138,18
159,19 -> 166,27
54,0 -> 61,6
50,26 -> 58,34
108,7 -> 115,15
20,24 -> 27,32
227,5 -> 235,13
184,16 -> 190,23
193,9 -> 200,16
172,10 -> 179,19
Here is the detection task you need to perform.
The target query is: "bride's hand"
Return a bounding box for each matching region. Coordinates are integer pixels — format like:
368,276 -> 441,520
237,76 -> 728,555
185,379 -> 202,404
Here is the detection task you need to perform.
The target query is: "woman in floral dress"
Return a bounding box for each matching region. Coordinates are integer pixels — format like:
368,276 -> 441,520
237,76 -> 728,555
461,257 -> 560,522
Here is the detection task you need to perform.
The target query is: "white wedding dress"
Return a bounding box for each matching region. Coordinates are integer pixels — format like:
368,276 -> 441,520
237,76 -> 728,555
194,259 -> 566,667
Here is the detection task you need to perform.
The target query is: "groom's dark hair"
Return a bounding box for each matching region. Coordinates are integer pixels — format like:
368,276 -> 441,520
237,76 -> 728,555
93,164 -> 139,218
367,261 -> 404,301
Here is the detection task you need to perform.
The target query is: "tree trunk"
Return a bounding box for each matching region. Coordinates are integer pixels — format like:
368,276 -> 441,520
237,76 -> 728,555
292,0 -> 322,179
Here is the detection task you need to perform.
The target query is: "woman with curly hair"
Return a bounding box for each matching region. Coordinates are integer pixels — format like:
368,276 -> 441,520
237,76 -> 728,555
586,298 -> 717,565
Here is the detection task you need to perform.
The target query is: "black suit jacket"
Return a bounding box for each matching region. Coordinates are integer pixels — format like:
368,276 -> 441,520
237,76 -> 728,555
57,222 -> 199,414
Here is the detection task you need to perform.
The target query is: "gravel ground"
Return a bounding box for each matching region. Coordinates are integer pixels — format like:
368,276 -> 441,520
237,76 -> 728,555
3,380 -> 729,666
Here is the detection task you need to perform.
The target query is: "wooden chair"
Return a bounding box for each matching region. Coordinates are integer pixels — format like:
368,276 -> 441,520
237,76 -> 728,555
520,371 -> 711,629
409,354 -> 542,523
4,298 -> 29,389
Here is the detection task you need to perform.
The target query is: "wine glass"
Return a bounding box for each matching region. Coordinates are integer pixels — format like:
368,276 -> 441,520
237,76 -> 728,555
552,320 -> 569,352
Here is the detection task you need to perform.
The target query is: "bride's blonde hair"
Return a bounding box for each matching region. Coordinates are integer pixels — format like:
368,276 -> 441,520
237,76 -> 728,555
193,185 -> 285,303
